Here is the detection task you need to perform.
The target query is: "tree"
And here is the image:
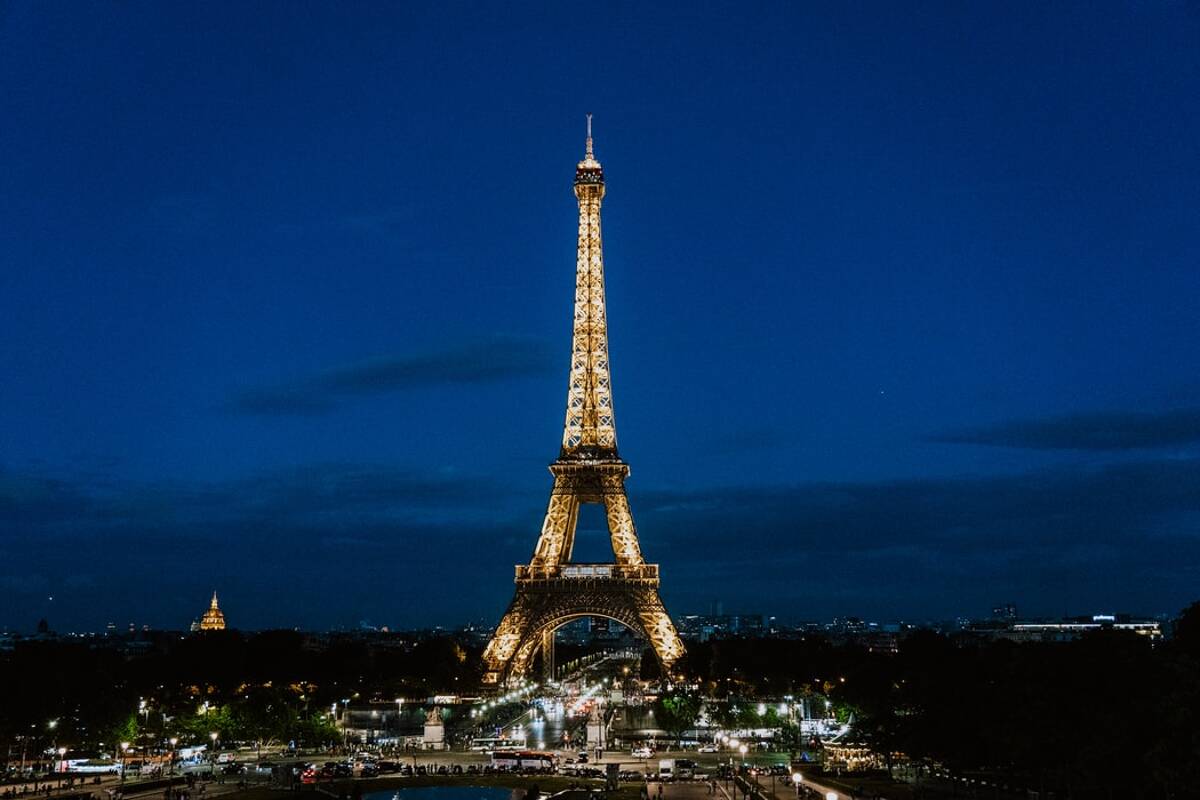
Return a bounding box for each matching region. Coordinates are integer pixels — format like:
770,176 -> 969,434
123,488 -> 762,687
774,721 -> 803,759
110,713 -> 140,749
657,694 -> 701,748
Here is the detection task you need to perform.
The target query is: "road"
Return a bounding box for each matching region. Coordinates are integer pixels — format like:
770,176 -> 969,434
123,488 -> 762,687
653,776 -> 850,800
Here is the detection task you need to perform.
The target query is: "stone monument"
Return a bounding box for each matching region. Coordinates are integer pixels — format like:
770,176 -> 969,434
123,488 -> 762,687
422,705 -> 445,750
586,704 -> 606,751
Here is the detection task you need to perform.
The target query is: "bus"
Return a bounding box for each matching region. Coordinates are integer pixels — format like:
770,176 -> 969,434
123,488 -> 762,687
490,751 -> 557,771
470,737 -> 523,752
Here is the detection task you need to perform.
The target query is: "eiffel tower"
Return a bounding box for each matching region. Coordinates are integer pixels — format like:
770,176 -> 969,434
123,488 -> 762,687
481,118 -> 685,686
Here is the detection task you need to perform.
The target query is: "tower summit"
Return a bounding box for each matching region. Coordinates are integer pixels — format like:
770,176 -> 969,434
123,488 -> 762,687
481,119 -> 685,685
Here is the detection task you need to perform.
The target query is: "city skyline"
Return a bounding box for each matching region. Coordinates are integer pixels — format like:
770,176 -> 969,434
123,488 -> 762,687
2,4 -> 1199,631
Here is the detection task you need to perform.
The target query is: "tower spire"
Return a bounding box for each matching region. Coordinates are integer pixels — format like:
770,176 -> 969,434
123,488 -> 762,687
585,113 -> 593,159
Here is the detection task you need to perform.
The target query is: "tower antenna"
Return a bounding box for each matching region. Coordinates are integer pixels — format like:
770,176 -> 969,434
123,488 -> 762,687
585,113 -> 594,158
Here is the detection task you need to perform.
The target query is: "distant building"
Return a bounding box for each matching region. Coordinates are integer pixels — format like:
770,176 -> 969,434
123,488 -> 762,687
677,613 -> 765,641
992,603 -> 1018,620
1006,614 -> 1161,642
961,612 -> 1162,643
190,591 -> 227,631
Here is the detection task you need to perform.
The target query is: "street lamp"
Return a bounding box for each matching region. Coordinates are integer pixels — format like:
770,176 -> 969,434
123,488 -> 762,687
209,732 -> 218,775
168,738 -> 178,777
120,742 -> 130,783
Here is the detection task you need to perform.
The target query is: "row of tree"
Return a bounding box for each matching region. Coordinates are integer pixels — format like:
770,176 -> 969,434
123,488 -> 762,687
0,631 -> 476,764
656,602 -> 1200,799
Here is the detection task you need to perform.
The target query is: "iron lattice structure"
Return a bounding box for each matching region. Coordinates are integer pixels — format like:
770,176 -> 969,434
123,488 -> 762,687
482,120 -> 685,685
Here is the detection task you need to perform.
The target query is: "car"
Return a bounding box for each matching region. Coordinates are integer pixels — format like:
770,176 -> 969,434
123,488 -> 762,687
631,747 -> 653,759
698,745 -> 719,753
360,764 -> 378,778
376,761 -> 399,774
221,763 -> 245,776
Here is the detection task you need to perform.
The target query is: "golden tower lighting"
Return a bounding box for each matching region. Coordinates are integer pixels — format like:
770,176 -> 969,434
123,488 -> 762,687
481,117 -> 685,685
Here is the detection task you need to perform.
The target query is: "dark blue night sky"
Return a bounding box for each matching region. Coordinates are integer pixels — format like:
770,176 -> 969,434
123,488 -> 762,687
2,3 -> 1198,632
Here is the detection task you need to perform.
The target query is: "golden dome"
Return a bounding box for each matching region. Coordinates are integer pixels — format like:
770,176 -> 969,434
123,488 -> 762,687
199,591 -> 226,631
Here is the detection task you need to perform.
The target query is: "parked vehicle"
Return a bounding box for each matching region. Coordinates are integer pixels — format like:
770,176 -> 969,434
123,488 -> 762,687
631,747 -> 652,759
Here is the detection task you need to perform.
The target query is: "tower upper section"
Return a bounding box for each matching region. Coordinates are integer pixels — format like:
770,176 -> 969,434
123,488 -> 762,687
561,115 -> 618,458
574,114 -> 605,194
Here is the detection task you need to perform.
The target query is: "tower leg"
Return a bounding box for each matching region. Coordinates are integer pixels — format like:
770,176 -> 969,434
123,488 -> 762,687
541,628 -> 556,682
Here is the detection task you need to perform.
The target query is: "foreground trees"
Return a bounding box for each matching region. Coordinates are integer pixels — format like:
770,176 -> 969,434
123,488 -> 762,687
0,630 -> 478,763
683,602 -> 1200,799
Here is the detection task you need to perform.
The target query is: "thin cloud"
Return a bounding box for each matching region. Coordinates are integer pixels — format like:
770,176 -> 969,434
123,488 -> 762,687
231,336 -> 557,416
637,459 -> 1200,618
637,458 -> 1200,562
926,407 -> 1200,451
4,458 -> 1197,627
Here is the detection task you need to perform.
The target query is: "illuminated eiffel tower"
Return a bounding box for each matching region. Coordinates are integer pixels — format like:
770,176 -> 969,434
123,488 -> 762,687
481,118 -> 685,686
